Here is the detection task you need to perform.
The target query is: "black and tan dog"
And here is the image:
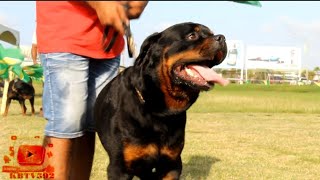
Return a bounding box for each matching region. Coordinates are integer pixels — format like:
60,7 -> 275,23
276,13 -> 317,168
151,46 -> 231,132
3,78 -> 35,116
94,22 -> 229,180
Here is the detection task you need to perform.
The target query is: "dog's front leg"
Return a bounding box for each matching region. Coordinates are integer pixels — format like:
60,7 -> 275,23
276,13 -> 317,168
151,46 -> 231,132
158,156 -> 182,180
161,170 -> 181,180
107,163 -> 133,180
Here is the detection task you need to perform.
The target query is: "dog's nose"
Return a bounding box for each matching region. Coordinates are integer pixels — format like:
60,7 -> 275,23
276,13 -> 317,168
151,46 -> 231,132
214,34 -> 225,43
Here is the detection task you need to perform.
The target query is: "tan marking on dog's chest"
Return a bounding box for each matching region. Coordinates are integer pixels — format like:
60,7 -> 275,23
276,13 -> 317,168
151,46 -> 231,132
123,143 -> 158,162
123,143 -> 158,169
123,143 -> 182,169
160,145 -> 182,160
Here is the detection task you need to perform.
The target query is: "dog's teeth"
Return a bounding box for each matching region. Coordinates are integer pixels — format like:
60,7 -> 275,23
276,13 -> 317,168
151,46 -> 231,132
185,67 -> 196,77
186,68 -> 197,77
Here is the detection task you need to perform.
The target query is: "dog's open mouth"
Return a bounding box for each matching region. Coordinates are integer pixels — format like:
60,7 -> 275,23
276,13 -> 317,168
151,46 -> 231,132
173,60 -> 229,90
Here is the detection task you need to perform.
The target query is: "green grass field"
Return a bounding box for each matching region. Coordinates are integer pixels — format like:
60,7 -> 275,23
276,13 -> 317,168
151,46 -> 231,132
1,83 -> 319,179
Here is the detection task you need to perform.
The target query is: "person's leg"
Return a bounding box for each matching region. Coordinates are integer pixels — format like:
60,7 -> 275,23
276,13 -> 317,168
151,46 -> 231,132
42,137 -> 72,180
40,53 -> 90,180
69,56 -> 120,179
69,131 -> 95,180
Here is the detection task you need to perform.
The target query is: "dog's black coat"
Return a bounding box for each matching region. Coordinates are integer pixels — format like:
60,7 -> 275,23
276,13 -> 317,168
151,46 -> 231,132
94,22 -> 227,180
3,78 -> 35,116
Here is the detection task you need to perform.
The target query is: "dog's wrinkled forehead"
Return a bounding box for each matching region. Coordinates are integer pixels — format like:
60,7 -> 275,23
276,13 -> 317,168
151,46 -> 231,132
134,22 -> 217,68
162,22 -> 214,39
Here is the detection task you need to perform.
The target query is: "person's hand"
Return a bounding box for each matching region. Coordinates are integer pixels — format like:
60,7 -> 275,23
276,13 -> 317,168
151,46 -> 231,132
121,1 -> 149,19
31,44 -> 38,65
87,1 -> 129,35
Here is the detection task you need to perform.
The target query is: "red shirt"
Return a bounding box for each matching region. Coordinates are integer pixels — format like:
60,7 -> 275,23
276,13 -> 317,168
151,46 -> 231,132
36,2 -> 124,59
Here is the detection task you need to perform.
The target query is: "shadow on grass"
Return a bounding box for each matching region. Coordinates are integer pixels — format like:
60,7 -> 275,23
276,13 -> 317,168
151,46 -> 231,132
182,155 -> 220,179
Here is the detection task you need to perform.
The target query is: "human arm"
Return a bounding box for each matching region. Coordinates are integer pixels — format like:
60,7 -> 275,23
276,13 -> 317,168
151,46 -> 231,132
121,1 -> 149,19
86,1 -> 129,35
31,44 -> 38,65
86,1 -> 148,34
31,30 -> 38,65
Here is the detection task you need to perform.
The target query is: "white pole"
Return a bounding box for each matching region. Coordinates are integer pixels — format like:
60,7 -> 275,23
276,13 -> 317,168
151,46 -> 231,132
0,79 -> 9,115
0,71 -> 14,116
244,43 -> 248,83
240,65 -> 244,84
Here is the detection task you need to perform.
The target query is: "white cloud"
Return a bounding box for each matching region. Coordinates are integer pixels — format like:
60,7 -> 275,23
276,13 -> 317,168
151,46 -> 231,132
0,12 -> 18,28
279,17 -> 320,68
260,23 -> 275,33
258,16 -> 320,69
279,16 -> 320,37
0,13 -> 9,26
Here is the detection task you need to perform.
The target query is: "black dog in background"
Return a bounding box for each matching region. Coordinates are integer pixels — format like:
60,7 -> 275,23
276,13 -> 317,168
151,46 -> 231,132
3,78 -> 35,116
0,79 -> 4,97
95,22 -> 228,179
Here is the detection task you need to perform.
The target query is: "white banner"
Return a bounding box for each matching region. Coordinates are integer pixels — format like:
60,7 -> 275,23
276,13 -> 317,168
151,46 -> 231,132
246,46 -> 301,70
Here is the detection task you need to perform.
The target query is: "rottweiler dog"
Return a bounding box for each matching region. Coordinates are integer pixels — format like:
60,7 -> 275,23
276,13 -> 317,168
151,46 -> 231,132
3,78 -> 35,116
94,22 -> 228,180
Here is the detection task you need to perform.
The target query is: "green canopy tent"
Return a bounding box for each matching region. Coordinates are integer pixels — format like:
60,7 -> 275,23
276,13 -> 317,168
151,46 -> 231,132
0,24 -> 20,46
0,24 -> 21,115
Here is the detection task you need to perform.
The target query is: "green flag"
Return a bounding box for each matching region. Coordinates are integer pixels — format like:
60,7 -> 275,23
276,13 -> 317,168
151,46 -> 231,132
11,64 -> 31,82
233,1 -> 262,7
23,64 -> 44,82
0,44 -> 32,82
0,60 -> 9,79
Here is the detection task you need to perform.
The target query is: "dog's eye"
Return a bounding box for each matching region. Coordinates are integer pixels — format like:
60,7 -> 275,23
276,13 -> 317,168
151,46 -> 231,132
186,32 -> 199,41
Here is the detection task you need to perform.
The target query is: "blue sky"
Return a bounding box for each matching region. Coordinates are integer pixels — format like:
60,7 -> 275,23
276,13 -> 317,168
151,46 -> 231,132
0,1 -> 319,69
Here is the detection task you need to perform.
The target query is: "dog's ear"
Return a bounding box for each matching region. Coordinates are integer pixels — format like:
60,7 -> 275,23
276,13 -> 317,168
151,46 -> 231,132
139,32 -> 161,55
134,32 -> 162,67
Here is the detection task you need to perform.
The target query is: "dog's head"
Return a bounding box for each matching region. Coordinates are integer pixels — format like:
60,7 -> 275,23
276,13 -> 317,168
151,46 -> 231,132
134,22 -> 228,112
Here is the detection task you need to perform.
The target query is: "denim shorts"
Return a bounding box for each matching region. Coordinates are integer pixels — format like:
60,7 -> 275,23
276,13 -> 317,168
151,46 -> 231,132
40,53 -> 120,138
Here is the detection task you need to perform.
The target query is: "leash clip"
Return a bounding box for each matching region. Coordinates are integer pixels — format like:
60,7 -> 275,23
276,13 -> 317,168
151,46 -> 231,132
103,22 -> 136,58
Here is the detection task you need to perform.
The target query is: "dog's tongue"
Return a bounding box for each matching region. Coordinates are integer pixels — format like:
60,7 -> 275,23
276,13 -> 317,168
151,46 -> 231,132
190,65 -> 229,86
